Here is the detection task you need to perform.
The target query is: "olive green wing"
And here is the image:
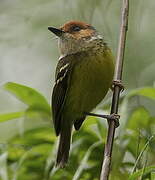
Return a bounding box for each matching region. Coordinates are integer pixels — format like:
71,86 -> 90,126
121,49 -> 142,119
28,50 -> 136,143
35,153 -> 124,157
52,56 -> 73,136
52,51 -> 89,135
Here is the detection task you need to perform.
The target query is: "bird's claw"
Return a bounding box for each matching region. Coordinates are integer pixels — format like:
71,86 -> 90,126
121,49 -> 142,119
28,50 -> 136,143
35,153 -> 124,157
111,80 -> 124,92
107,113 -> 120,128
85,112 -> 120,128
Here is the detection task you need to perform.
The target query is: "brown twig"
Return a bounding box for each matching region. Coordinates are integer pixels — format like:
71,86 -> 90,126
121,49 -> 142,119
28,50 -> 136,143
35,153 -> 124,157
100,0 -> 129,180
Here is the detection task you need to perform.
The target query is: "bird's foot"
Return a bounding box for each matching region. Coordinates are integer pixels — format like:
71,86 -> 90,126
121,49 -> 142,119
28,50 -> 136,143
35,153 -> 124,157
85,112 -> 120,128
111,80 -> 124,92
107,113 -> 120,127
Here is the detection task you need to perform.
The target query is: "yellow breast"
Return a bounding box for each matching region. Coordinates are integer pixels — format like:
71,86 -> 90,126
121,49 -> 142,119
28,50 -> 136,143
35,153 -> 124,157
64,47 -> 114,119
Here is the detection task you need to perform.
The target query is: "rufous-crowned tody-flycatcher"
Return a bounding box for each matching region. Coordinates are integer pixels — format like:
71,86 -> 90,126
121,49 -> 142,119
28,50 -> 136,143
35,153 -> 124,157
48,21 -> 114,168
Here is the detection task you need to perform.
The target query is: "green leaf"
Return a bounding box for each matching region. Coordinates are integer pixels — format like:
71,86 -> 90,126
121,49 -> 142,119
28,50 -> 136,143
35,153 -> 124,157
151,172 -> 155,180
96,119 -> 107,140
82,116 -> 97,129
0,111 -> 25,123
72,141 -> 102,180
10,144 -> 53,180
0,152 -> 8,180
129,166 -> 155,180
128,106 -> 150,130
10,127 -> 55,148
4,82 -> 51,114
25,106 -> 51,121
128,87 -> 155,100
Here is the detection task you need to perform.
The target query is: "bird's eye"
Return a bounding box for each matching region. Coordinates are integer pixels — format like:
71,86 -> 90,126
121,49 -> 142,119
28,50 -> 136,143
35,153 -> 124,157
72,26 -> 81,31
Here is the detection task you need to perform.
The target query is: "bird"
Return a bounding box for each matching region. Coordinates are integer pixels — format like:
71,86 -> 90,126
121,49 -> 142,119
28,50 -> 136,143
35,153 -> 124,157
48,21 -> 115,168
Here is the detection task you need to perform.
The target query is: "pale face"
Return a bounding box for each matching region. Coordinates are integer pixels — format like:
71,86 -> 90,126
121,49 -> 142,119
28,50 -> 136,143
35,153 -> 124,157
48,21 -> 103,56
58,22 -> 102,56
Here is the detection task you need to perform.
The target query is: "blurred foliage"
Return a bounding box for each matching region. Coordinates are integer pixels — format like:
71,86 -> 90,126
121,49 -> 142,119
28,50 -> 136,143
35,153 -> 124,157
0,82 -> 155,180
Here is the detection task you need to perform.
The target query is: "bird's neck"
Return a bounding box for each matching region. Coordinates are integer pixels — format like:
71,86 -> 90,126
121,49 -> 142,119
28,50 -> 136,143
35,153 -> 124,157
58,35 -> 105,58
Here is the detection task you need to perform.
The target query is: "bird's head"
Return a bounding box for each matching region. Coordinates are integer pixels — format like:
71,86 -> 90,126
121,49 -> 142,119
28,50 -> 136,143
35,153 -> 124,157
48,21 -> 103,56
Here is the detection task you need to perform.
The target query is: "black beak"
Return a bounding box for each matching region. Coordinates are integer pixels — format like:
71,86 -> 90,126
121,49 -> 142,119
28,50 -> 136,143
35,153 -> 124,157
48,27 -> 64,37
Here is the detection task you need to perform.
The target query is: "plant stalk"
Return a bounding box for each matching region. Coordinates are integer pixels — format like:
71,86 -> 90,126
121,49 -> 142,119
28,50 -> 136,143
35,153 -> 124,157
100,0 -> 129,179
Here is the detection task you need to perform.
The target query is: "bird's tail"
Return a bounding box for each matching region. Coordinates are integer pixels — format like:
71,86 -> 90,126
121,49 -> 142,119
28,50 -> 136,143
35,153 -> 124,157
56,122 -> 72,168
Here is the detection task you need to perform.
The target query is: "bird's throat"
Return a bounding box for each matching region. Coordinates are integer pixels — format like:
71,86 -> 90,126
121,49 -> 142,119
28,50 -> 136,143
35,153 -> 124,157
58,36 -> 104,59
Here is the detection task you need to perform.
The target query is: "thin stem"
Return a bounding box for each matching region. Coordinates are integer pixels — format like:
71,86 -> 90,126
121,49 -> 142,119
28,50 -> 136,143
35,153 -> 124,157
131,135 -> 154,174
100,0 -> 129,180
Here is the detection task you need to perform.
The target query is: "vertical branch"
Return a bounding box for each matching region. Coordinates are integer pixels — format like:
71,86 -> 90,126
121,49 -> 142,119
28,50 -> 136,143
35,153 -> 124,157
100,0 -> 129,180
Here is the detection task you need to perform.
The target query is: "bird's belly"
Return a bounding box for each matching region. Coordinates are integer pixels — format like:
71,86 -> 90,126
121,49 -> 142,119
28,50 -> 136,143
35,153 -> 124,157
64,53 -> 114,119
